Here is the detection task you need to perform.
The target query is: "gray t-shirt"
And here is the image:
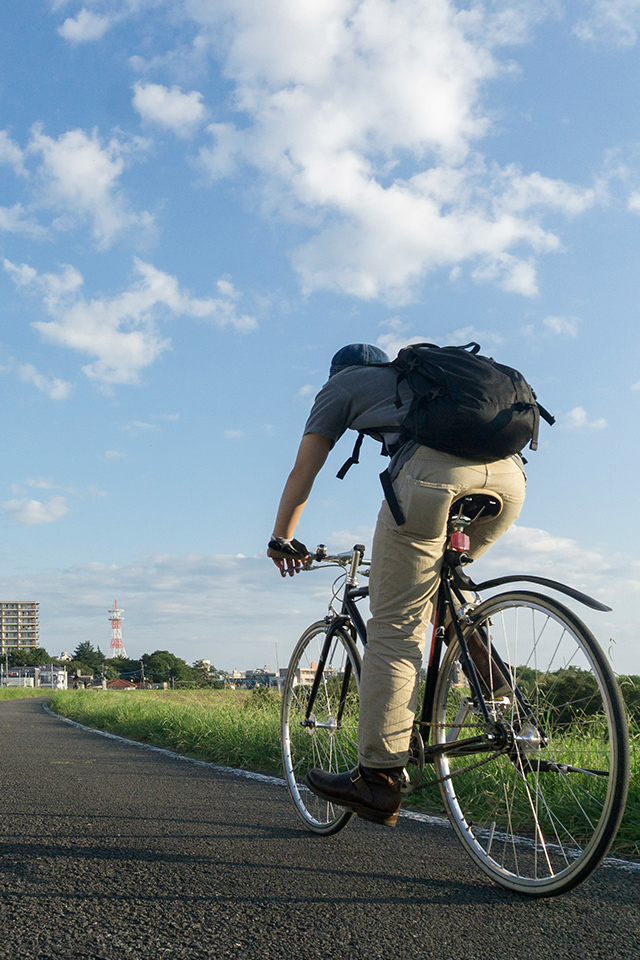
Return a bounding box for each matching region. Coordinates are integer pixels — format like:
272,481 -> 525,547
304,364 -> 526,480
303,365 -> 413,448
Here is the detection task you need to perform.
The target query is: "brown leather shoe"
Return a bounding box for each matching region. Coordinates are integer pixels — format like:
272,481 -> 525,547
304,765 -> 403,826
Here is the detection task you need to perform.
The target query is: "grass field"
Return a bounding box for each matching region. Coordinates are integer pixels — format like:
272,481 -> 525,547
0,687 -> 53,700
44,686 -> 640,859
48,687 -> 284,773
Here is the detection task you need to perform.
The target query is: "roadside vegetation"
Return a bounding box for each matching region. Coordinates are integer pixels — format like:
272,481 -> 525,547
46,685 -> 639,859
48,687 -> 282,773
0,687 -> 51,700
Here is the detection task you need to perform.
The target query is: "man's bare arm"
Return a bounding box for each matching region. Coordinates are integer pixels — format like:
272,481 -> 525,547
268,432 -> 333,576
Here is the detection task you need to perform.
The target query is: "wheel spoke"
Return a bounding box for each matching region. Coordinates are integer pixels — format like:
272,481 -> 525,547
281,623 -> 360,835
432,592 -> 629,895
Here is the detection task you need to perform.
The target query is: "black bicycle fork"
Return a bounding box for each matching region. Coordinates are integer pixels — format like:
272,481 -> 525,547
303,590 -> 367,728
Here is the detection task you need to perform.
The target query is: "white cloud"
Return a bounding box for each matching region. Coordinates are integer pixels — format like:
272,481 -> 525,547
375,317 -> 500,360
376,318 -> 429,359
0,130 -> 26,176
470,522 -> 640,672
4,257 -> 256,386
628,191 -> 640,211
574,0 -> 640,45
224,429 -> 243,440
447,325 -> 503,347
18,363 -> 72,400
199,123 -> 247,181
543,315 -> 580,336
12,477 -> 77,496
124,420 -> 161,431
0,343 -> 71,400
0,204 -> 46,237
28,125 -> 152,248
132,83 -> 206,137
105,450 -> 126,459
3,259 -> 83,300
0,529 -> 637,670
0,551 -> 341,670
3,496 -> 69,526
58,8 -> 113,42
478,523 -> 628,599
562,406 -> 608,429
188,0 -> 597,302
327,526 -> 376,553
25,477 -> 56,490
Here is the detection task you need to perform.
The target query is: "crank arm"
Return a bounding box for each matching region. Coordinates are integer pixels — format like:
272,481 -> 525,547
425,734 -> 498,760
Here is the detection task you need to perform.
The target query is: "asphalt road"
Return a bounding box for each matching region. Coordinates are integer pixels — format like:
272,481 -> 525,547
0,697 -> 638,960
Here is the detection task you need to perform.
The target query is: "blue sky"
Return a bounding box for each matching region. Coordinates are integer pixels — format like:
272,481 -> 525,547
1,0 -> 639,672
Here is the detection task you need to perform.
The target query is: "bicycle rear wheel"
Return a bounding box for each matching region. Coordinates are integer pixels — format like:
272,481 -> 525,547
432,591 -> 629,896
281,621 -> 361,835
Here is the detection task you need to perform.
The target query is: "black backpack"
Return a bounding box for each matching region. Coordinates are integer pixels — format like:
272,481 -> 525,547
390,341 -> 554,459
337,341 -> 554,524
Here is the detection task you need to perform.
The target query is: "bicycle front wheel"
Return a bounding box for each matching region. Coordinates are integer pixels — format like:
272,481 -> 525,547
281,621 -> 361,835
432,591 -> 629,897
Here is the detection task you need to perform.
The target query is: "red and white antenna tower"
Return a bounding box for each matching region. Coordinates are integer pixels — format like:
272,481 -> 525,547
108,601 -> 127,658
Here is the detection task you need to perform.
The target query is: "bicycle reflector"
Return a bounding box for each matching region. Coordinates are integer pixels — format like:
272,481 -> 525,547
450,531 -> 471,552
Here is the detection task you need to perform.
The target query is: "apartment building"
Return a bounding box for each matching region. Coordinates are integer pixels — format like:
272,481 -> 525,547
0,602 -> 39,655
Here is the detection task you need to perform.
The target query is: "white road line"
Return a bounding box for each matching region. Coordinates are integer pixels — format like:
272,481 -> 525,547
42,703 -> 640,873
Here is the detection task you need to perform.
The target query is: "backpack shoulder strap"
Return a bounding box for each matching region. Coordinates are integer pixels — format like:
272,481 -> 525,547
336,432 -> 365,480
537,403 -> 555,426
528,402 -> 556,452
380,466 -> 406,525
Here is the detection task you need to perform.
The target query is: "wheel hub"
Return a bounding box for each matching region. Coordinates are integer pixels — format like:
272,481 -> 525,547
513,722 -> 543,757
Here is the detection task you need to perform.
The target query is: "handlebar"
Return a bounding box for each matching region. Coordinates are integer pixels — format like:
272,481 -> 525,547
303,543 -> 371,570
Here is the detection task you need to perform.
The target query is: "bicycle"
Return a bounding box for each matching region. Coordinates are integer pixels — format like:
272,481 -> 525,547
280,491 -> 630,897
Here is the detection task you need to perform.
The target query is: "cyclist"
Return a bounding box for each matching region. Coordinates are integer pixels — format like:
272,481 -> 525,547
268,343 -> 526,826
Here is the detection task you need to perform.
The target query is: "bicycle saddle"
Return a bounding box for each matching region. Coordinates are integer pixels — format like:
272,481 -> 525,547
449,491 -> 503,525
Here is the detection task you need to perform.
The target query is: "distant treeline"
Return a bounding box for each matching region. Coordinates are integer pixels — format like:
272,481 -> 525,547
516,665 -> 640,725
5,642 -> 222,687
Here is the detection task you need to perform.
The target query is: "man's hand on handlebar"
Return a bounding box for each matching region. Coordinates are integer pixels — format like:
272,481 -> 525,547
267,536 -> 310,578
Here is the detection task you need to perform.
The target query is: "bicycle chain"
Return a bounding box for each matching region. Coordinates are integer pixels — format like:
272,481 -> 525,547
413,747 -> 505,791
409,722 -> 506,791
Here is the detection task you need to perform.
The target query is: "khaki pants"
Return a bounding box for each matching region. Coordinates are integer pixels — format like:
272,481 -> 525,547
357,446 -> 526,769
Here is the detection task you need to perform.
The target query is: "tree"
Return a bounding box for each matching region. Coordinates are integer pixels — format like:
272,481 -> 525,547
7,647 -> 56,668
71,641 -> 106,674
104,657 -> 143,681
191,660 -> 222,687
142,650 -> 196,684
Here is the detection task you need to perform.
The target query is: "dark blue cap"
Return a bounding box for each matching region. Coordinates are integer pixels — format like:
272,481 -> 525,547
329,343 -> 390,378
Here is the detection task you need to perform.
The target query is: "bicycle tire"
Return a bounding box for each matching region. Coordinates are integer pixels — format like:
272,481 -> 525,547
431,591 -> 630,897
281,620 -> 361,835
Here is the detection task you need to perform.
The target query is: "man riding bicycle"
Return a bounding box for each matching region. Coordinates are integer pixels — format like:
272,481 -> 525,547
268,343 -> 526,826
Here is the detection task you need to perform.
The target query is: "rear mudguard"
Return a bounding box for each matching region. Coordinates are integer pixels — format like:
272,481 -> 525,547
454,571 -> 611,613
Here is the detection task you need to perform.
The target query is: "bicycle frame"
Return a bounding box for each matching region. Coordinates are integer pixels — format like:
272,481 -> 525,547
285,524 -> 628,896
303,540 -> 611,777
